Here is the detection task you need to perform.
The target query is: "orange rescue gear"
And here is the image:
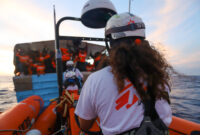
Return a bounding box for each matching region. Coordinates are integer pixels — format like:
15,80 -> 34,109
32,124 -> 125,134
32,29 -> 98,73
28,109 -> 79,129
17,54 -> 30,64
68,92 -> 101,135
28,58 -> 34,75
73,56 -> 79,63
94,55 -> 101,62
62,53 -> 71,61
169,116 -> 200,135
52,60 -> 56,69
33,101 -> 57,135
86,64 -> 94,72
0,95 -> 43,135
78,51 -> 87,63
61,48 -> 71,61
39,54 -> 50,62
44,54 -> 50,59
36,64 -> 45,75
61,48 -> 69,54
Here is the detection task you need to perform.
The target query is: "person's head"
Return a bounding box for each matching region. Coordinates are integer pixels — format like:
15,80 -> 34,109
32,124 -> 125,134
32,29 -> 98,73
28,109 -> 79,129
17,48 -> 21,53
79,47 -> 86,53
105,12 -> 145,47
94,52 -> 101,58
19,48 -> 25,55
66,60 -> 74,70
50,51 -> 55,58
35,51 -> 40,57
42,47 -> 48,56
105,12 -> 172,103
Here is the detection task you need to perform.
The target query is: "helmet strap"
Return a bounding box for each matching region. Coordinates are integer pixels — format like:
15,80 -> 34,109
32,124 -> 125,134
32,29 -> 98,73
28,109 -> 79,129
105,39 -> 110,56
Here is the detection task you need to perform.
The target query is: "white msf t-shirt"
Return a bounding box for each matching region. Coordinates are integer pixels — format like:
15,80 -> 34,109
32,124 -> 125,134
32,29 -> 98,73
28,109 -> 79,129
75,66 -> 172,135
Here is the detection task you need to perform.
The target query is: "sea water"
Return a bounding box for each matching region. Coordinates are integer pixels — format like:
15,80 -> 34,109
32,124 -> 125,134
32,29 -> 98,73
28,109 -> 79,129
0,75 -> 200,123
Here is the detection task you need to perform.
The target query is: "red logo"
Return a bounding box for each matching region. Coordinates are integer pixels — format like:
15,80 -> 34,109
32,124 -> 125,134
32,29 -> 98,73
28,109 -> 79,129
128,19 -> 135,25
115,83 -> 139,110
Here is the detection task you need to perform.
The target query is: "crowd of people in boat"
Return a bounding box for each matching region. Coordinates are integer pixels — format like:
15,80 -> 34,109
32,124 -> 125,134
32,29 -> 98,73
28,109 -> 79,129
14,46 -> 104,76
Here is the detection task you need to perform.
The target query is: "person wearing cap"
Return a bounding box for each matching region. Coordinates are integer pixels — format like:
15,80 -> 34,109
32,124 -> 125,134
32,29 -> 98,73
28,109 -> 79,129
64,60 -> 83,89
75,13 -> 173,134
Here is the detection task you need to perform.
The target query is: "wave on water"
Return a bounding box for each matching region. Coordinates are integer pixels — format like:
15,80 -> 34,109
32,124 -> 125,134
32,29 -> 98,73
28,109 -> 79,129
170,75 -> 200,123
0,76 -> 17,112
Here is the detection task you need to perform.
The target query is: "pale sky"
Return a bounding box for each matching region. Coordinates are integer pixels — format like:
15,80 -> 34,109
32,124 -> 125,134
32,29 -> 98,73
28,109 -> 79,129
0,0 -> 200,76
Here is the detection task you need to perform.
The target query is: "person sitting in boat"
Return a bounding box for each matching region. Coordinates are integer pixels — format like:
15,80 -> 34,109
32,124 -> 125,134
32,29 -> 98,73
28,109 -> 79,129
14,48 -> 22,76
27,50 -> 35,75
15,48 -> 30,76
39,48 -> 50,63
34,62 -> 45,76
64,60 -> 83,88
40,47 -> 52,73
76,47 -> 87,71
90,51 -> 102,70
75,13 -> 173,134
50,51 -> 56,73
63,71 -> 79,95
61,47 -> 72,71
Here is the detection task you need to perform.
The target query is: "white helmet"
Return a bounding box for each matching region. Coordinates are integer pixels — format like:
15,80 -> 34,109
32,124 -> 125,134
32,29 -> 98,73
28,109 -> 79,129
81,0 -> 117,28
105,12 -> 145,40
65,71 -> 76,79
66,60 -> 74,66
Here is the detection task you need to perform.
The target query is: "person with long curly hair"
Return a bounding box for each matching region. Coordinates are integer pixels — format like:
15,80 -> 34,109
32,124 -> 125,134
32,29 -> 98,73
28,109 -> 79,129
75,12 -> 172,135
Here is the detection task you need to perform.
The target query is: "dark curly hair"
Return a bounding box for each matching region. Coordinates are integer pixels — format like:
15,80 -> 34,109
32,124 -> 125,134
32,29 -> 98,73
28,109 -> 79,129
103,37 -> 172,103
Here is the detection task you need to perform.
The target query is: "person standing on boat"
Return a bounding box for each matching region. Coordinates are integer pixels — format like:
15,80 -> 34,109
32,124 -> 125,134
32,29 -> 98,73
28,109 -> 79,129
90,51 -> 102,71
64,60 -> 83,89
75,13 -> 172,134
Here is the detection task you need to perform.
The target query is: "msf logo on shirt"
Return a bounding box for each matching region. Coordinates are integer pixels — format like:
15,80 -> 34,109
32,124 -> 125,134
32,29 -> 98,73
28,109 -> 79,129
115,83 -> 139,111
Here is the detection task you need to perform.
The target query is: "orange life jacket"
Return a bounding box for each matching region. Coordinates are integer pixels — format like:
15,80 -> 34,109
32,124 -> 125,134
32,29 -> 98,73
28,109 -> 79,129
44,54 -> 50,59
94,55 -> 101,62
86,64 -> 94,72
78,51 -> 87,63
36,64 -> 45,75
73,56 -> 79,63
61,48 -> 69,54
17,55 -> 29,64
52,60 -> 56,69
61,48 -> 71,61
62,53 -> 71,61
28,58 -> 33,75
39,56 -> 45,62
39,54 -> 50,62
